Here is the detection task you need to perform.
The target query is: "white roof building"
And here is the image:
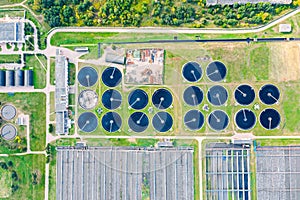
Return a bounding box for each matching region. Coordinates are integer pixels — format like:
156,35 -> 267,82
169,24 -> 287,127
279,24 -> 292,33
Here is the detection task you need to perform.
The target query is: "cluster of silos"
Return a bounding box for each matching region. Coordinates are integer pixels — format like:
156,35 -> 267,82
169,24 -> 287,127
0,69 -> 33,87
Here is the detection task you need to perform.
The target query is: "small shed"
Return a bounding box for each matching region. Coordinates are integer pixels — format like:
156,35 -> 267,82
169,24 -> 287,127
105,53 -> 125,65
279,24 -> 292,33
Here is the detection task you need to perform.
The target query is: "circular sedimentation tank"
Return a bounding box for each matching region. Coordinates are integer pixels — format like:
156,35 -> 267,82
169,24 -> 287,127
206,61 -> 227,82
128,89 -> 148,110
208,110 -> 229,131
259,108 -> 281,130
101,112 -> 122,133
183,86 -> 204,106
207,85 -> 228,106
234,109 -> 256,131
182,61 -> 202,82
152,111 -> 173,132
77,112 -> 98,133
128,112 -> 149,133
234,84 -> 255,106
78,66 -> 98,87
102,89 -> 122,110
259,84 -> 280,105
152,88 -> 173,110
101,67 -> 122,87
184,110 -> 205,131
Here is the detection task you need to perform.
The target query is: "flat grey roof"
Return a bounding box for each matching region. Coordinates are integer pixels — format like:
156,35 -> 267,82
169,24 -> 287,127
256,146 -> 300,200
0,22 -> 24,42
55,55 -> 69,135
56,146 -> 194,200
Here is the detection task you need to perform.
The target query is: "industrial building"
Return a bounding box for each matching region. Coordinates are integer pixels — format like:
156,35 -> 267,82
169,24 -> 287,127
56,146 -> 195,200
205,142 -> 251,200
0,21 -> 24,43
256,146 -> 300,200
0,69 -> 32,87
105,53 -> 125,65
55,54 -> 70,135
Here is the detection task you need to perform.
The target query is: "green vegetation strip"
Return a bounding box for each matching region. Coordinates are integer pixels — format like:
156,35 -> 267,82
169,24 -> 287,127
24,54 -> 47,89
0,0 -> 23,6
29,0 -> 297,29
0,55 -> 21,64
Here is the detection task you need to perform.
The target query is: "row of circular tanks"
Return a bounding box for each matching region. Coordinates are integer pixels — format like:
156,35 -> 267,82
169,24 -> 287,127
0,104 -> 17,140
77,84 -> 281,133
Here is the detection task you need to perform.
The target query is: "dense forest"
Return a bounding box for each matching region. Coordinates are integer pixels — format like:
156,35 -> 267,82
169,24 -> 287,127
27,0 -> 299,28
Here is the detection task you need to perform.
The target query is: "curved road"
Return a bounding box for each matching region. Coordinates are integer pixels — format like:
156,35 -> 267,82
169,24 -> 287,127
47,7 -> 300,46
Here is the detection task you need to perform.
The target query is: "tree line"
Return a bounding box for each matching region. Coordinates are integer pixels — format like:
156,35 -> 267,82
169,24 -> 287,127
27,0 -> 299,28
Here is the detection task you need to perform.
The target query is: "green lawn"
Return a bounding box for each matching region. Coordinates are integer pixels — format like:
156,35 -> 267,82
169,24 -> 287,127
50,92 -> 55,122
0,9 -> 24,18
68,94 -> 75,106
0,0 -> 23,5
257,139 -> 300,146
281,82 -> 300,133
51,32 -> 118,46
0,166 -> 11,198
0,93 -> 46,151
50,57 -> 55,85
0,55 -> 21,64
69,63 -> 76,85
0,154 -> 45,199
24,54 -> 47,89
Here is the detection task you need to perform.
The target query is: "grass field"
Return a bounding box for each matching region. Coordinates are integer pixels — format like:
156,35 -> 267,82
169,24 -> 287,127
0,93 -> 46,151
257,138 -> 300,146
0,166 -> 11,198
0,154 -> 45,199
50,57 -> 55,85
0,0 -> 23,6
0,54 -> 21,64
24,54 -> 47,89
50,92 -> 55,122
0,9 -> 24,18
69,63 -> 75,85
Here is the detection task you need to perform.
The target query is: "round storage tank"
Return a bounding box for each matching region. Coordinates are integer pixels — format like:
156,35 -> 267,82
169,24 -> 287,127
1,124 -> 17,140
1,104 -> 17,120
0,70 -> 5,86
15,70 -> 24,86
78,90 -> 98,110
6,70 -> 15,86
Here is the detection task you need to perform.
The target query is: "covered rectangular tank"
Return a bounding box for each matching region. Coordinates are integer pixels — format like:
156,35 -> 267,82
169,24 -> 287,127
5,70 -> 14,86
15,69 -> 24,86
24,69 -> 33,87
0,70 -> 6,86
